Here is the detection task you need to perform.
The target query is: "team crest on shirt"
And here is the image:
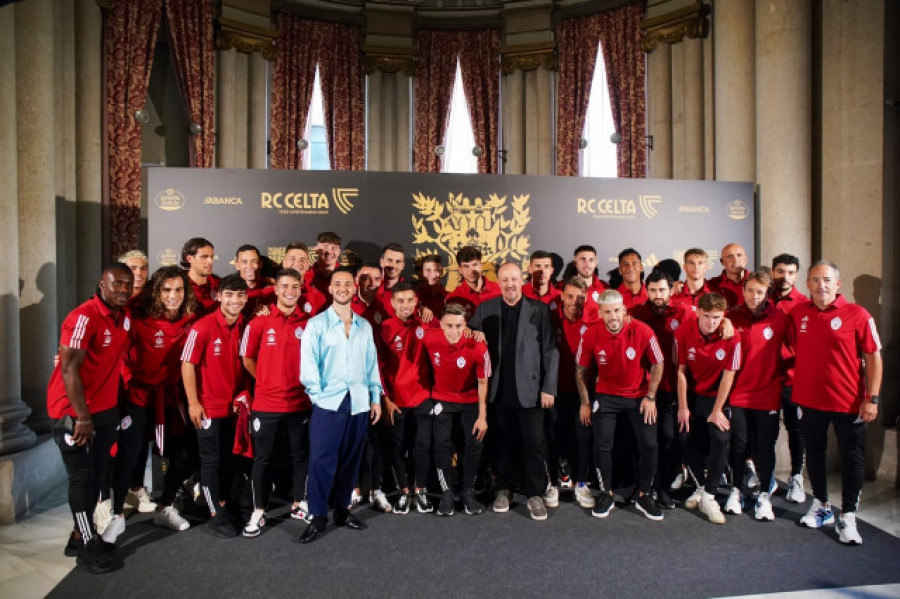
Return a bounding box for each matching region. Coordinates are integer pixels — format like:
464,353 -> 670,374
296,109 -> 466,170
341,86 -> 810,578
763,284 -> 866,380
124,317 -> 131,331
592,291 -> 600,303
103,328 -> 112,347
670,319 -> 680,331
457,356 -> 467,368
433,352 -> 440,366
303,302 -> 312,314
415,326 -> 424,339
121,415 -> 132,430
598,349 -> 608,365
626,347 -> 636,360
295,326 -> 304,339
688,347 -> 697,361
763,326 -> 774,340
393,335 -> 404,351
715,349 -> 726,360
550,301 -> 558,311
253,418 -> 261,432
213,338 -> 222,356
266,328 -> 277,345
374,312 -> 383,324
154,330 -> 165,348
831,317 -> 842,330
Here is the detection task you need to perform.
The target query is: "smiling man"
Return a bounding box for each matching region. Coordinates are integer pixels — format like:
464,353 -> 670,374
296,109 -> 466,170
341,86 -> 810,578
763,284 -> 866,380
181,237 -> 220,315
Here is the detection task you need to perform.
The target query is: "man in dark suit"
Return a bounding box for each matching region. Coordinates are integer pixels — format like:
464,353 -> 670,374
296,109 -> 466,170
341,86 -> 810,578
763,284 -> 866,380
468,262 -> 559,521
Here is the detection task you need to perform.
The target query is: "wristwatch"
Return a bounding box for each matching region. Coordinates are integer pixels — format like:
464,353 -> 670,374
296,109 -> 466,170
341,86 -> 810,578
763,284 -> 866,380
868,394 -> 880,405
644,395 -> 656,402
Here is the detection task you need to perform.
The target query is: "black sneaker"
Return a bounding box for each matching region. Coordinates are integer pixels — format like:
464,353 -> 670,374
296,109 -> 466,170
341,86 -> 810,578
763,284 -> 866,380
559,460 -> 574,490
208,510 -> 238,538
393,492 -> 411,515
463,490 -> 484,515
591,493 -> 615,519
64,531 -> 81,557
437,491 -> 454,516
414,489 -> 434,513
657,489 -> 676,510
76,538 -> 123,574
636,493 -> 664,521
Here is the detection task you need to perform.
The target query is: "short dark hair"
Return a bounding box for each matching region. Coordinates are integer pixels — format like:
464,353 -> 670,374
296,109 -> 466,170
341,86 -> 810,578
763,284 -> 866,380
421,254 -> 442,267
698,292 -> 727,312
442,302 -> 468,318
235,244 -> 261,260
219,273 -> 248,293
285,242 -> 309,254
771,253 -> 800,270
359,261 -> 382,272
391,282 -> 416,296
180,237 -> 213,269
103,262 -> 133,278
574,245 -> 596,256
645,270 -> 672,288
562,275 -> 588,292
652,259 -> 682,283
330,266 -> 356,281
275,268 -> 303,284
618,247 -> 642,263
530,250 -> 552,261
317,232 -> 341,245
745,270 -> 772,288
382,242 -> 405,256
456,246 -> 482,264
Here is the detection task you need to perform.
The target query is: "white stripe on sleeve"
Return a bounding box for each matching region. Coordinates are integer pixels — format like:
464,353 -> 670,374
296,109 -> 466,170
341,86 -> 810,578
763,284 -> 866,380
69,315 -> 89,349
181,329 -> 199,362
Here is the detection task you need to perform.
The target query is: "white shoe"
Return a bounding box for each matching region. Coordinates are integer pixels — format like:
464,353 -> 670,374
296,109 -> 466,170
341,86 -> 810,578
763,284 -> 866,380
369,489 -> 392,513
836,512 -> 862,545
754,492 -> 775,521
543,485 -> 560,508
725,487 -> 743,515
125,487 -> 158,513
800,497 -> 834,529
100,514 -> 126,543
153,506 -> 190,531
786,474 -> 807,503
670,472 -> 686,491
699,491 -> 726,524
242,509 -> 266,538
684,487 -> 704,510
93,499 -> 112,534
348,488 -> 362,509
743,460 -> 759,489
575,482 -> 595,508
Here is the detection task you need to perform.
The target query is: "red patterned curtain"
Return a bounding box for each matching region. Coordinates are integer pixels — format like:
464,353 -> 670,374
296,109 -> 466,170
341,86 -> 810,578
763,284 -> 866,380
318,22 -> 365,170
105,0 -> 163,258
458,29 -> 501,174
165,0 -> 216,168
414,31 -> 461,173
556,4 -> 647,178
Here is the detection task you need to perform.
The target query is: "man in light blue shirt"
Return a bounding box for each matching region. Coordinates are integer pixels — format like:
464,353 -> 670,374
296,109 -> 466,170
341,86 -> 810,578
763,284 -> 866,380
298,268 -> 382,543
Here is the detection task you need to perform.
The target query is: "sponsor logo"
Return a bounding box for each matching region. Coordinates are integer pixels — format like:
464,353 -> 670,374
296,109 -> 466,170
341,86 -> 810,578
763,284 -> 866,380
677,205 -> 710,214
626,347 -> 636,360
639,195 -> 662,219
103,328 -> 112,347
155,188 -> 185,211
393,335 -> 404,351
763,326 -> 774,340
204,196 -> 243,206
726,200 -> 749,220
260,188 -> 359,216
688,347 -> 697,361
800,315 -> 809,332
213,338 -> 222,356
456,356 -> 466,369
155,330 -> 165,348
831,317 -> 842,330
598,349 -> 608,365
157,248 -> 179,266
577,195 -> 661,220
715,348 -> 726,360
266,328 -> 277,345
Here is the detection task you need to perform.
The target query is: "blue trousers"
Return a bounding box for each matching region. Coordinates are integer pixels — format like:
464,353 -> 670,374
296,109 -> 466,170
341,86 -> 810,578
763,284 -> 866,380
308,394 -> 369,517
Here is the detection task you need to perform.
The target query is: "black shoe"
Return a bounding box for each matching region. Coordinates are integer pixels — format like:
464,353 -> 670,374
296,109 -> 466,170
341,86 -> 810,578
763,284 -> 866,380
591,493 -> 615,519
463,490 -> 484,516
76,538 -> 123,574
297,517 -> 326,544
333,510 -> 367,530
393,492 -> 411,515
208,510 -> 238,538
657,489 -> 676,510
635,493 -> 664,521
437,491 -> 454,516
414,489 -> 433,513
64,531 -> 81,557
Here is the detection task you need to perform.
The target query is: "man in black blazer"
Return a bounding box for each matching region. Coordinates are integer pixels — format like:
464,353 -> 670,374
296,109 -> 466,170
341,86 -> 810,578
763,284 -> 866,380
468,262 -> 559,520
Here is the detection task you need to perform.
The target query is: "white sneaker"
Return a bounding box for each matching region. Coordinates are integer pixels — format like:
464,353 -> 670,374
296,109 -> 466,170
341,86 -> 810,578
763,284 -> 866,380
369,489 -> 393,513
93,499 -> 112,534
684,487 -> 704,510
543,485 -> 560,508
699,490 -> 726,524
575,482 -> 595,508
836,512 -> 863,545
348,488 -> 362,509
800,498 -> 834,529
153,506 -> 190,531
100,514 -> 126,543
670,471 -> 686,491
786,474 -> 807,503
242,509 -> 266,538
125,487 -> 158,513
725,487 -> 743,515
743,460 -> 759,489
754,492 -> 775,521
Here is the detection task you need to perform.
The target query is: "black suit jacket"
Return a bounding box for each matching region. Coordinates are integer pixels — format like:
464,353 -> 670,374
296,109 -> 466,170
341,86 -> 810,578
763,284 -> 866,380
468,296 -> 559,408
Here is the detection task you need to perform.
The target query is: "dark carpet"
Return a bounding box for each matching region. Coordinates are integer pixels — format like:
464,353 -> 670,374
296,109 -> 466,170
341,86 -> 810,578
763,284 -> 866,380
47,489 -> 900,599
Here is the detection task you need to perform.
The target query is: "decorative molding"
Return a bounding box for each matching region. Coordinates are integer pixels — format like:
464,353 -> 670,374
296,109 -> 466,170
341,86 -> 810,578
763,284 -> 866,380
640,1 -> 709,53
216,17 -> 277,61
500,41 -> 556,75
363,46 -> 417,76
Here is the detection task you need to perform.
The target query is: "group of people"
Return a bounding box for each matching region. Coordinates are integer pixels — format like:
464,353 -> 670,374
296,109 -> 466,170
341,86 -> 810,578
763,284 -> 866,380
47,232 -> 883,574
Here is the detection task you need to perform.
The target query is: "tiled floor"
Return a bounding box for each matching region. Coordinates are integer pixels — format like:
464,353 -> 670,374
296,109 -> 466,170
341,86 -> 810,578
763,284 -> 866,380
1,474 -> 898,599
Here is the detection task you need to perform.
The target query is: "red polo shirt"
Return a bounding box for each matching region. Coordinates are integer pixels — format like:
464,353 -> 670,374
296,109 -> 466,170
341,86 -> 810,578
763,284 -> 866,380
240,304 -> 311,412
727,304 -> 788,410
788,295 -> 881,413
553,308 -> 599,395
181,309 -> 247,418
709,271 -> 749,309
376,279 -> 406,319
189,274 -> 221,316
259,284 -> 324,319
445,278 -> 500,318
523,283 -> 562,313
577,320 -> 663,399
617,282 -> 649,312
379,316 -> 431,408
47,295 -> 131,418
631,302 -> 693,393
242,284 -> 275,320
772,286 -> 807,385
422,329 -> 491,404
304,262 -> 333,303
351,294 -> 390,330
127,312 -> 195,406
671,280 -> 714,312
579,276 -> 611,321
416,282 -> 448,318
675,320 -> 742,396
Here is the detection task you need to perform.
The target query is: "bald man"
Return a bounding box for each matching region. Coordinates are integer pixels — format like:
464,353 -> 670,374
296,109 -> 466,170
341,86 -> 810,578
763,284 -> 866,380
468,262 -> 559,521
709,243 -> 750,309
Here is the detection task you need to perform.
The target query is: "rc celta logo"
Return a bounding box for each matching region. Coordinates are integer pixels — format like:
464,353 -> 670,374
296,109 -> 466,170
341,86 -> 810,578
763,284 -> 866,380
639,195 -> 662,219
260,188 -> 359,215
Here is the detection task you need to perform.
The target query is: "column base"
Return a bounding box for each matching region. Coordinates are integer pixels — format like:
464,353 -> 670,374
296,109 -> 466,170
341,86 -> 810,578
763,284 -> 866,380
0,434 -> 67,524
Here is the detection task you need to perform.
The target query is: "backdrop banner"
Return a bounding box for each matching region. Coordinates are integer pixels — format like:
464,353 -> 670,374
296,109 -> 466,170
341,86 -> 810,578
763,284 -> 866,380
146,168 -> 755,289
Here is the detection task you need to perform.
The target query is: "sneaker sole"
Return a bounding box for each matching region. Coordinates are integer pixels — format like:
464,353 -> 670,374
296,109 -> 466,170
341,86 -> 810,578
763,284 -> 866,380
800,517 -> 834,529
755,513 -> 775,522
636,504 -> 664,522
544,500 -> 559,508
493,505 -> 509,513
464,508 -> 483,516
577,500 -> 596,509
591,506 -> 614,519
393,508 -> 409,515
530,512 -> 548,521
416,506 -> 434,514
242,528 -> 261,538
437,510 -> 454,517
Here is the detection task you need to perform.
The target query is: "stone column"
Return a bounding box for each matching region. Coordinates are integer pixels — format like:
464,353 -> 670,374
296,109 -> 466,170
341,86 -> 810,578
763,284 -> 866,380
394,73 -> 411,171
671,43 -> 685,178
682,38 -> 704,180
503,70 -> 524,175
233,51 -> 249,168
382,72 -> 397,172
535,67 -> 553,175
16,0 -> 57,434
647,43 -> 672,179
713,0 -> 755,182
216,49 -> 237,168
247,52 -> 268,169
756,0 -> 812,265
0,3 -> 36,455
367,71 -> 383,171
74,0 -> 103,299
